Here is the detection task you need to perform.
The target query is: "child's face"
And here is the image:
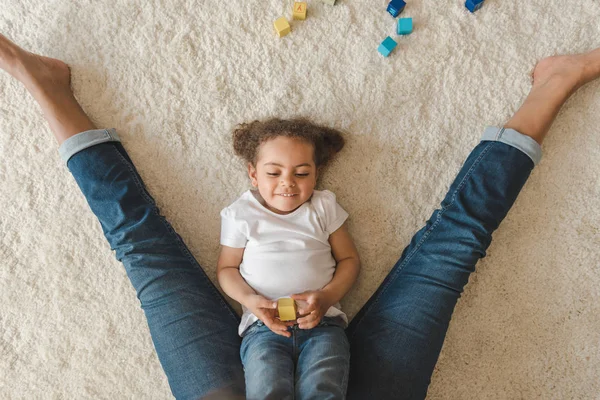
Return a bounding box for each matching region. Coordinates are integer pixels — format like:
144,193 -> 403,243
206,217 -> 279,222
247,136 -> 318,215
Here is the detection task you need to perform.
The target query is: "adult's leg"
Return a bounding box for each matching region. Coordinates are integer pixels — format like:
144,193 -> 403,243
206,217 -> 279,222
0,34 -> 245,399
346,48 -> 600,399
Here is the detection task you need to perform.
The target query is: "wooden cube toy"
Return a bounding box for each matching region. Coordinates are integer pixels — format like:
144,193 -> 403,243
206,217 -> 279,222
293,2 -> 307,20
387,0 -> 406,17
277,298 -> 297,321
378,36 -> 397,57
465,0 -> 484,13
274,16 -> 291,37
397,17 -> 413,35
321,0 -> 336,5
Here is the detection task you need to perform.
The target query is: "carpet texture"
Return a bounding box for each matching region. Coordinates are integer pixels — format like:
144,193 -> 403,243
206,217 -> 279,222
1,0 -> 599,398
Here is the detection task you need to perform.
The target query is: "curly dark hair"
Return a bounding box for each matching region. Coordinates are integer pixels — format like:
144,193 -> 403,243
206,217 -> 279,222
232,117 -> 346,169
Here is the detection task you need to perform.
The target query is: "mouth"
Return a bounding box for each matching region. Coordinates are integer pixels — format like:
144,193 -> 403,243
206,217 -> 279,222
277,194 -> 297,197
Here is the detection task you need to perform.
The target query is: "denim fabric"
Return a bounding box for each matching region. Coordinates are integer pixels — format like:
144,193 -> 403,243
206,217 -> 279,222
481,126 -> 542,165
240,317 -> 349,400
345,135 -> 537,399
64,138 -> 245,400
59,128 -> 121,164
59,126 -> 540,399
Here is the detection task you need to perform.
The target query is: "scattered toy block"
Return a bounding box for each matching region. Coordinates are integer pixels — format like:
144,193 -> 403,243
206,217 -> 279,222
321,0 -> 336,5
378,36 -> 397,57
465,0 -> 484,13
278,298 -> 297,321
274,17 -> 291,37
293,2 -> 307,20
387,0 -> 406,17
397,17 -> 413,35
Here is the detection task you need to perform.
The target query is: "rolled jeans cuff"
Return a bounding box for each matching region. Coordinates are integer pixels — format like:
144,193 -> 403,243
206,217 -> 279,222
58,128 -> 121,165
481,126 -> 542,166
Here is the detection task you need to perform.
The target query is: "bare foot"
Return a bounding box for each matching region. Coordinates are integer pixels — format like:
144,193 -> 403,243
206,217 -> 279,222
0,33 -> 96,144
504,47 -> 600,145
0,33 -> 71,93
532,48 -> 600,94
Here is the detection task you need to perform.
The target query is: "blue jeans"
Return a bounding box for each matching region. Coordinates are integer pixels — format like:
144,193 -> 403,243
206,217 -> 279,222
241,317 -> 349,400
59,127 -> 541,399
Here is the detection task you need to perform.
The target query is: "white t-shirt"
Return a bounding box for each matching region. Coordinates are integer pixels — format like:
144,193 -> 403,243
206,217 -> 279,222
220,189 -> 350,336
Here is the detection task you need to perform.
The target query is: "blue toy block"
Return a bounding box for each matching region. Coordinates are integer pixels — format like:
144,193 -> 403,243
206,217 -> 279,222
387,0 -> 406,18
465,0 -> 484,13
378,36 -> 397,57
397,18 -> 413,35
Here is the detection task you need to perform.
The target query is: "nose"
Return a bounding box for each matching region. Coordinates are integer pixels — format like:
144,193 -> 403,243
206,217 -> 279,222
280,174 -> 296,188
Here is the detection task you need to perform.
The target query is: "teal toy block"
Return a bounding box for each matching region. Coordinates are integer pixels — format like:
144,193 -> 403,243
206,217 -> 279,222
397,18 -> 413,35
465,0 -> 484,12
378,36 -> 397,57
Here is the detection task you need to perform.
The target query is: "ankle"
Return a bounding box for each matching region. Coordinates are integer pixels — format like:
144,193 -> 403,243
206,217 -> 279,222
3,53 -> 27,81
533,76 -> 578,103
20,59 -> 72,96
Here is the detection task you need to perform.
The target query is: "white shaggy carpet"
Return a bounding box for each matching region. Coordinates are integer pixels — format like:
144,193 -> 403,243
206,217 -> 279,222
1,0 -> 599,398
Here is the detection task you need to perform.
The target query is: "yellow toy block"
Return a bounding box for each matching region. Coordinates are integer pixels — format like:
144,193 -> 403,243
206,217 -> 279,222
274,16 -> 291,37
293,2 -> 307,20
277,298 -> 297,321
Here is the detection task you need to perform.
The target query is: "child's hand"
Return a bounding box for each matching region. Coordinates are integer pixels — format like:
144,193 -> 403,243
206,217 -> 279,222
291,290 -> 334,329
244,294 -> 294,338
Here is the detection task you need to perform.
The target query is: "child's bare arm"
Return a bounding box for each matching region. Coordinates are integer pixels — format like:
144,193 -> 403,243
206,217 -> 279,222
217,245 -> 257,304
217,245 -> 293,337
321,221 -> 361,305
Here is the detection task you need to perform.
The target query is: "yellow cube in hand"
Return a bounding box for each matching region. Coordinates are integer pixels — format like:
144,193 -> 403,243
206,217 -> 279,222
277,298 -> 297,321
274,16 -> 291,37
293,2 -> 307,20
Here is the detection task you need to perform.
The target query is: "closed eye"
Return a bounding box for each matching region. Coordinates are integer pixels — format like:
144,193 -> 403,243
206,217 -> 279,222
267,173 -> 309,177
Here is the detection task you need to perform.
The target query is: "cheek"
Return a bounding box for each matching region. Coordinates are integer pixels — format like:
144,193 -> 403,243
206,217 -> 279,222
262,181 -> 277,192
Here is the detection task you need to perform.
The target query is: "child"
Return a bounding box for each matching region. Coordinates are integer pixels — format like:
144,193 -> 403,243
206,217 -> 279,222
216,118 -> 361,398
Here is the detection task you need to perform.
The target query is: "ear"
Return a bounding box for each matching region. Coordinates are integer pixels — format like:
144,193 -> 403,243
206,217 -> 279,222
247,163 -> 258,187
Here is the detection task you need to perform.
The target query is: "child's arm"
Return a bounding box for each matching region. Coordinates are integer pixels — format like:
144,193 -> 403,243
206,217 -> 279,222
320,221 -> 361,305
216,245 -> 256,304
217,245 -> 293,337
292,221 -> 360,329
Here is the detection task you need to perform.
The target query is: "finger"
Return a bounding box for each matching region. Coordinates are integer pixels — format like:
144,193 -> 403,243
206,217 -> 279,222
266,322 -> 291,337
297,312 -> 317,326
298,318 -> 319,330
261,314 -> 284,329
297,303 -> 317,316
290,292 -> 309,301
271,317 -> 294,330
258,299 -> 278,310
256,311 -> 278,328
277,329 -> 292,338
275,318 -> 296,327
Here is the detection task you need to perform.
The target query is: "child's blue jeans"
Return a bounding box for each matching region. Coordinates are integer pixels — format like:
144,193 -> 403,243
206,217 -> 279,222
241,316 -> 349,399
58,126 -> 541,400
